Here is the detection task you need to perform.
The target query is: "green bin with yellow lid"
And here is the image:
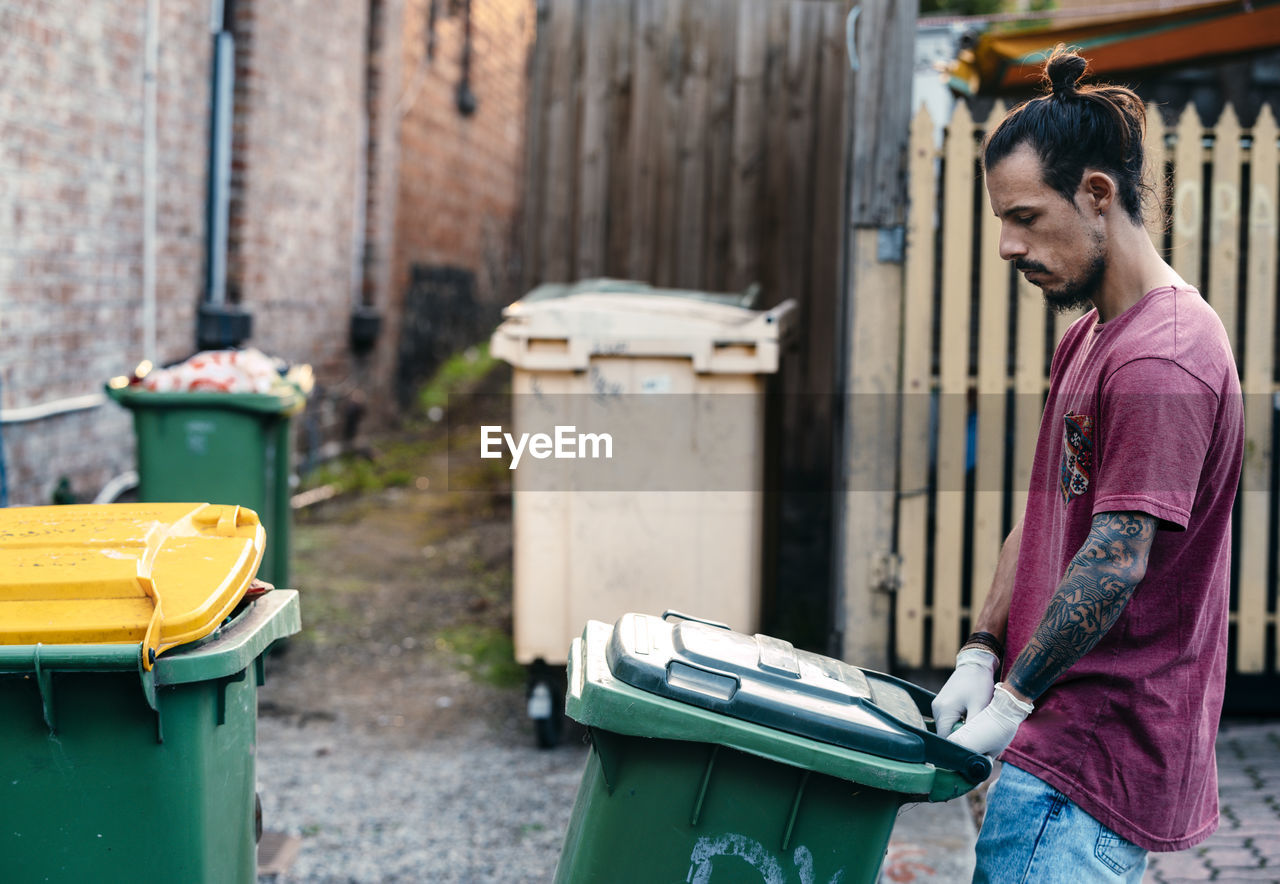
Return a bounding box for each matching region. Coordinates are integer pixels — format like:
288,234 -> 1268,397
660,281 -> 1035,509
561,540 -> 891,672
0,503 -> 301,883
105,368 -> 308,590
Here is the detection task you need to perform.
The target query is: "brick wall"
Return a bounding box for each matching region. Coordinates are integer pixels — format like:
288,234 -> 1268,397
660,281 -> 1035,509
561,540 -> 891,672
228,0 -> 366,376
0,0 -> 394,504
377,0 -> 535,415
155,2 -> 215,367
226,0 -> 374,451
0,1 -> 210,505
0,0 -> 533,504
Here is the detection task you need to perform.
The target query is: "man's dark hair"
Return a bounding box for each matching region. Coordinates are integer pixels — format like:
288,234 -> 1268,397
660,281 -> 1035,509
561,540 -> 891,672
983,46 -> 1148,222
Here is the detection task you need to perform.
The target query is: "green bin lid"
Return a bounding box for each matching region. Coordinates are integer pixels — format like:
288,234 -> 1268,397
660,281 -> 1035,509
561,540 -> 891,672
567,612 -> 991,798
105,381 -> 305,415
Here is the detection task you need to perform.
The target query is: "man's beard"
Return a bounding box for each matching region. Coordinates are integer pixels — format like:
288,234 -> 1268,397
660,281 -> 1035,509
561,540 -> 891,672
1018,231 -> 1108,315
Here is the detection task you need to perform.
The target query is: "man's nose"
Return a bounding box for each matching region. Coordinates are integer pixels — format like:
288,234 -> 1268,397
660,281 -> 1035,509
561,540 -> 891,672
999,227 -> 1026,262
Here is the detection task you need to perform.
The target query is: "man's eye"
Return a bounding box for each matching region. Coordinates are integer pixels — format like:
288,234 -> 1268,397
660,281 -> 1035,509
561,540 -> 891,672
1016,214 -> 1035,226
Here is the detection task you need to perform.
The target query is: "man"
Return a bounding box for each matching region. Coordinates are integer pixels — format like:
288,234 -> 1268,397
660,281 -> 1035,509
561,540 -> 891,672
931,48 -> 1244,882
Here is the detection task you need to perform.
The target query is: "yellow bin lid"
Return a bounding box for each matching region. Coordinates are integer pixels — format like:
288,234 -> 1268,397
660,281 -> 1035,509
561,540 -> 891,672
0,503 -> 266,669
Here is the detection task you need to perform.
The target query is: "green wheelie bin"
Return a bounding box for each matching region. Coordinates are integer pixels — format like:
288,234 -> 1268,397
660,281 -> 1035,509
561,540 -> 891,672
555,611 -> 991,884
0,503 -> 301,883
106,379 -> 304,589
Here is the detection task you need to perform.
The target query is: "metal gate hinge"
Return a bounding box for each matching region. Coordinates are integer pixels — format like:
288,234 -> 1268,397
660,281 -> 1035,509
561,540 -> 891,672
873,553 -> 903,594
877,226 -> 905,264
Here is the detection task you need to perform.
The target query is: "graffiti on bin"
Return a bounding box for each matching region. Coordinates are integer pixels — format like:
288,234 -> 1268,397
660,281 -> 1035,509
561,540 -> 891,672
685,833 -> 845,884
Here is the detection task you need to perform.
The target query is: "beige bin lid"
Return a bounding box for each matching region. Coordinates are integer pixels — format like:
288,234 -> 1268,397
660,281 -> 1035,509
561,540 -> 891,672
491,280 -> 795,374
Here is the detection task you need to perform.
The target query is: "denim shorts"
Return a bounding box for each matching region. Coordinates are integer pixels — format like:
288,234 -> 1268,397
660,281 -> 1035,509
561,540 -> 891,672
973,763 -> 1148,883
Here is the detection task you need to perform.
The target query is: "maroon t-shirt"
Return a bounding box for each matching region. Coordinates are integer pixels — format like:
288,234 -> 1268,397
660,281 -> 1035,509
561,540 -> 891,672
1002,285 -> 1243,851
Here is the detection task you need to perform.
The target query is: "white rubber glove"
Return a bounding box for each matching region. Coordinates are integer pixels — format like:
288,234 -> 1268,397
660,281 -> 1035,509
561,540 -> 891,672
931,648 -> 999,738
948,683 -> 1034,757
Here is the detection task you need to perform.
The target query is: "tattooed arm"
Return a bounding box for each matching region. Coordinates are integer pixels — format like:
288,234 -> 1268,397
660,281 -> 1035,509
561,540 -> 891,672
1004,511 -> 1157,702
949,511 -> 1157,755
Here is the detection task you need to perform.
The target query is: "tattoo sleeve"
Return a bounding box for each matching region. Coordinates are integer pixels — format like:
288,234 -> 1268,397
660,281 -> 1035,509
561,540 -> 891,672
1006,511 -> 1157,701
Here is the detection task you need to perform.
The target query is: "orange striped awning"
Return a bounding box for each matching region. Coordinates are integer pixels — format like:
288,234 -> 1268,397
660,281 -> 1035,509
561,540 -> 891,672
946,0 -> 1280,95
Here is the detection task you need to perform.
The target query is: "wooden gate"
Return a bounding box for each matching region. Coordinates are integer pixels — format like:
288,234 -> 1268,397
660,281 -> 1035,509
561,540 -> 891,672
521,0 -> 848,397
520,0 -> 878,649
896,100 -> 1280,680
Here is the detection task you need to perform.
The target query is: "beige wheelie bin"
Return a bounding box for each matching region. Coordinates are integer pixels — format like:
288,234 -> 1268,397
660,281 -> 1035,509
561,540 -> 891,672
490,279 -> 794,745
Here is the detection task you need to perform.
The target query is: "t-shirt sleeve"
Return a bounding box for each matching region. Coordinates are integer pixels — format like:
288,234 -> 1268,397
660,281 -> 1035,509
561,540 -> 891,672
1093,358 -> 1218,530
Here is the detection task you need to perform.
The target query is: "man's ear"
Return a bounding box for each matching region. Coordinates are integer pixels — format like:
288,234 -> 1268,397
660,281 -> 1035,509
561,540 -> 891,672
1080,170 -> 1116,216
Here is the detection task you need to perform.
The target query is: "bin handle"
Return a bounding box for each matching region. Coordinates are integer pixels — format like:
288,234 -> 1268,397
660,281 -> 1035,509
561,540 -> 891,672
0,643 -> 161,735
858,666 -> 993,785
136,558 -> 163,671
661,610 -> 731,631
761,300 -> 797,327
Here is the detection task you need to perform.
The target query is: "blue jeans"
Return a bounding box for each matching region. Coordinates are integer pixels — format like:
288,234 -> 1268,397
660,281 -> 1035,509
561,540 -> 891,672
974,763 -> 1148,883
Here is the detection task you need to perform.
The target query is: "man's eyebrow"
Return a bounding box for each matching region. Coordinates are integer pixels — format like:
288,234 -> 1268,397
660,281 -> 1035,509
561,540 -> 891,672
997,205 -> 1037,219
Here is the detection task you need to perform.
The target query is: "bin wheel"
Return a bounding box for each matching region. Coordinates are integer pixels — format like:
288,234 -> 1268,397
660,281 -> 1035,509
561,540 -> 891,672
534,704 -> 563,749
527,663 -> 566,749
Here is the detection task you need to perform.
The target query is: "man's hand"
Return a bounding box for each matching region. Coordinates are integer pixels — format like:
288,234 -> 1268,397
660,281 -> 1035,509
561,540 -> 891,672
931,648 -> 1000,738
948,683 -> 1034,756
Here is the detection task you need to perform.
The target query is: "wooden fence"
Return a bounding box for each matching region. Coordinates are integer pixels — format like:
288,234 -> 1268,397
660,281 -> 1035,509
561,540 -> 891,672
520,0 -> 871,650
521,0 -> 851,481
897,100 -> 1280,677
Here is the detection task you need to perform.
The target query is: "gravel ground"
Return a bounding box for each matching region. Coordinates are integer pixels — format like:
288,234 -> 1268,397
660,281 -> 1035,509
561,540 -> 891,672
250,372 -> 600,882
256,712 -> 589,883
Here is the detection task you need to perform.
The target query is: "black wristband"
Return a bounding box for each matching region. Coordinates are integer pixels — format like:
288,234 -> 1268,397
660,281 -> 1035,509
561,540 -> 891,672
963,630 -> 1006,662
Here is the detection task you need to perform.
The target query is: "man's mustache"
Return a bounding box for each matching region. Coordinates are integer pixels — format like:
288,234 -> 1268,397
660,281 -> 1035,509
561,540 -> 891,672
1014,260 -> 1049,273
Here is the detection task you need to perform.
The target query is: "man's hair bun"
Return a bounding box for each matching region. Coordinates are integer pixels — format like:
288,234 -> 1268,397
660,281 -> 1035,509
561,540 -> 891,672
1045,47 -> 1088,98
984,44 -> 1149,223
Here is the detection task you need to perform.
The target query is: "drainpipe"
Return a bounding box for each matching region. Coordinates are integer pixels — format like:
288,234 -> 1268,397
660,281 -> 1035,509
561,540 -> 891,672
349,0 -> 383,356
198,0 -> 252,351
352,100 -> 368,314
143,0 -> 159,364
455,0 -> 478,117
0,394 -> 107,425
349,37 -> 375,354
0,376 -> 8,506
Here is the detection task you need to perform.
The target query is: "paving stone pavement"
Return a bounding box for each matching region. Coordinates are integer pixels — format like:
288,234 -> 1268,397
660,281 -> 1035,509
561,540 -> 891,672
1145,719 -> 1280,884
882,797 -> 978,883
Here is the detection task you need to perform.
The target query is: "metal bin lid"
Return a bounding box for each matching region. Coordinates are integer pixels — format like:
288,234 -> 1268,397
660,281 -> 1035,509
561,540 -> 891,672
605,611 -> 989,781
